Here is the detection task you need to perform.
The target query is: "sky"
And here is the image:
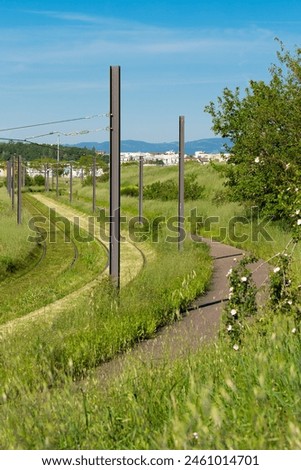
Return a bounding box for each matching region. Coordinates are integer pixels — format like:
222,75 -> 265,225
1,0 -> 301,145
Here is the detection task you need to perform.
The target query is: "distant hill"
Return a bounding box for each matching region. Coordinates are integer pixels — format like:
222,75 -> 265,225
72,137 -> 232,154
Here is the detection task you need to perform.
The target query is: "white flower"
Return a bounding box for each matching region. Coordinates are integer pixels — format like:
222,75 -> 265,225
192,432 -> 199,440
226,268 -> 232,278
296,209 -> 300,215
273,267 -> 281,273
241,276 -> 247,282
227,325 -> 232,331
292,328 -> 296,334
295,188 -> 299,192
287,300 -> 293,305
229,293 -> 233,299
229,286 -> 234,292
297,219 -> 301,226
233,344 -> 239,351
231,309 -> 237,316
254,157 -> 260,163
285,163 -> 291,169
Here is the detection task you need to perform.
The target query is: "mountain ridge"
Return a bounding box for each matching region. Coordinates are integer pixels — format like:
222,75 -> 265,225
71,137 -> 231,154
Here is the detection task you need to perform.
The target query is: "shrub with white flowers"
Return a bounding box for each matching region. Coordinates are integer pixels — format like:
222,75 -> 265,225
222,254 -> 258,347
268,249 -> 301,333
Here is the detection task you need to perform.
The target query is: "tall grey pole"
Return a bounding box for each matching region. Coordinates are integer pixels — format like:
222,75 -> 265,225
109,65 -> 121,288
70,163 -> 73,204
22,163 -> 26,187
7,160 -> 11,197
46,166 -> 49,192
44,164 -> 48,192
56,163 -> 59,197
17,156 -> 22,224
56,135 -> 60,197
178,116 -> 185,251
11,156 -> 15,210
139,155 -> 143,223
92,156 -> 96,212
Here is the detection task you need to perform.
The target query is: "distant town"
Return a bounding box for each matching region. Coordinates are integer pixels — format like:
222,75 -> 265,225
119,150 -> 228,166
0,149 -> 229,179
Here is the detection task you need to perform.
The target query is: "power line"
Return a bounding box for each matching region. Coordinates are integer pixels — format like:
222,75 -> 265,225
0,113 -> 109,133
25,127 -> 109,141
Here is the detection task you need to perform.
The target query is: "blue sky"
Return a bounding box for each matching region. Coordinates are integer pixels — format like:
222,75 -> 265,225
1,0 -> 301,145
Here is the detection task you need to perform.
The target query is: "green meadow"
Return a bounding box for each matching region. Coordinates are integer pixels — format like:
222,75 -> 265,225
0,162 -> 300,449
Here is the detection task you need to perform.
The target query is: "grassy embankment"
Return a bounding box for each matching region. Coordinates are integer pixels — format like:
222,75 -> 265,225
0,191 -> 108,325
0,187 -> 38,281
0,163 -> 300,449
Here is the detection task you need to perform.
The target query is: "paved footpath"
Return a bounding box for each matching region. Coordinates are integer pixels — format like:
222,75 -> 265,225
95,237 -> 271,385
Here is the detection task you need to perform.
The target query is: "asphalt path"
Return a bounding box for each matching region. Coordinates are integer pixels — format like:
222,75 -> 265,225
94,237 -> 271,385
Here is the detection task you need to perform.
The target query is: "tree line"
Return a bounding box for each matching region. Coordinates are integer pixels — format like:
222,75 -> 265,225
0,141 -> 105,163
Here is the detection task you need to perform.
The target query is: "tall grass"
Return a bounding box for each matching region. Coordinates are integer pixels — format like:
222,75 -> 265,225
0,310 -> 299,449
0,188 -> 37,280
0,239 -> 212,398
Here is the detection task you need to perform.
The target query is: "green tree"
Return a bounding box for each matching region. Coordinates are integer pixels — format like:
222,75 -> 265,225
205,40 -> 301,222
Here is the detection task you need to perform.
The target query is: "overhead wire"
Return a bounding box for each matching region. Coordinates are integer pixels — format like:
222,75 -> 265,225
0,113 -> 109,133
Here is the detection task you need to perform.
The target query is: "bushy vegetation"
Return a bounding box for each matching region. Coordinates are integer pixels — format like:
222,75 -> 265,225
143,174 -> 204,201
205,40 -> 301,224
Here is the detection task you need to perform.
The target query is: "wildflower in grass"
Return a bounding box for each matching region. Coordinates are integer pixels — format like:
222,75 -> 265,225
254,157 -> 260,163
292,328 -> 296,334
297,219 -> 301,226
227,325 -> 232,331
192,432 -> 199,440
233,344 -> 239,351
296,209 -> 300,215
274,267 -> 281,273
226,268 -> 232,278
287,299 -> 293,305
241,276 -> 247,282
231,309 -> 237,316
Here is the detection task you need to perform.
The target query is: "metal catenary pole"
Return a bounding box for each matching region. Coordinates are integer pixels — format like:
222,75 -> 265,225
109,65 -> 121,288
11,155 -> 15,210
92,156 -> 96,212
70,162 -> 73,204
56,135 -> 60,197
17,155 -> 22,224
139,155 -> 143,224
178,116 -> 185,251
22,162 -> 26,187
46,165 -> 49,192
6,159 -> 11,197
44,164 -> 48,192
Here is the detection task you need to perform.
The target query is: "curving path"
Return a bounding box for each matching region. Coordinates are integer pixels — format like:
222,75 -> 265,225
95,236 -> 271,384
